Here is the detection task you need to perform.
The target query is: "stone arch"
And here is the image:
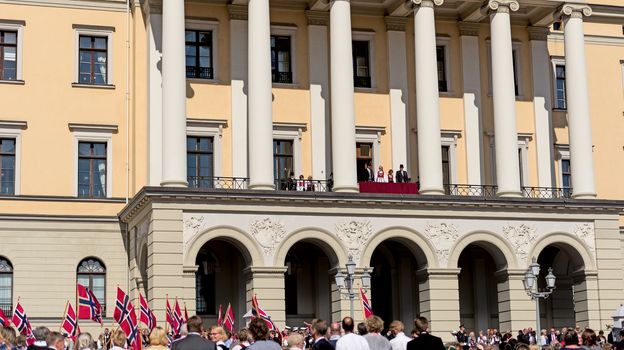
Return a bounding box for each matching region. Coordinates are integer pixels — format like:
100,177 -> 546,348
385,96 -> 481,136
184,226 -> 264,267
273,227 -> 348,268
360,226 -> 438,268
528,231 -> 595,271
448,231 -> 518,269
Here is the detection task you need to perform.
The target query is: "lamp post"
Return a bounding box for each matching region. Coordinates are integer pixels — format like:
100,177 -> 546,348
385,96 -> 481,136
334,256 -> 371,319
523,257 -> 556,346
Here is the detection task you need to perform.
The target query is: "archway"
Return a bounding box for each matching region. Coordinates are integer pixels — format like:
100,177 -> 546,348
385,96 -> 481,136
536,242 -> 587,328
195,239 -> 249,326
370,240 -> 427,330
284,241 -> 335,326
458,244 -> 508,332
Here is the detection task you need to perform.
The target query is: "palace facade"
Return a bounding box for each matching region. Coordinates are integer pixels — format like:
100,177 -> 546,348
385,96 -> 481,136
1,0 -> 624,341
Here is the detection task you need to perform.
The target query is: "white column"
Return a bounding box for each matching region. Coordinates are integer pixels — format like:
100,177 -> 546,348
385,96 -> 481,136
386,16 -> 409,172
161,0 -> 188,187
247,0 -> 275,190
307,11 -> 331,181
329,0 -> 358,192
561,4 -> 596,199
488,0 -> 521,197
459,22 -> 484,186
147,11 -> 163,186
229,5 -> 249,180
413,0 -> 444,195
528,27 -> 555,188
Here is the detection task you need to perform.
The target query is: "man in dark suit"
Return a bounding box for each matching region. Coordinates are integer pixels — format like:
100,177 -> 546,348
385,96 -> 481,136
406,317 -> 445,350
172,315 -> 217,350
27,326 -> 50,350
396,164 -> 409,183
311,319 -> 334,350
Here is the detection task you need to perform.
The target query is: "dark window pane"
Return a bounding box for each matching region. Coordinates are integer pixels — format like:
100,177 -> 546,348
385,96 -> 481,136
185,31 -> 196,42
3,32 -> 16,44
94,37 -> 107,49
1,139 -> 15,153
79,36 -> 92,48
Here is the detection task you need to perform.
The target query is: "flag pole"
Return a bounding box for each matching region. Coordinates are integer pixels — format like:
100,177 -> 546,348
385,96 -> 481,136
75,284 -> 79,333
59,300 -> 69,332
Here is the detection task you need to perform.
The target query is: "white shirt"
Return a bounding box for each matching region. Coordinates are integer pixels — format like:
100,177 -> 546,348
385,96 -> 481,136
336,333 -> 370,350
390,332 -> 411,350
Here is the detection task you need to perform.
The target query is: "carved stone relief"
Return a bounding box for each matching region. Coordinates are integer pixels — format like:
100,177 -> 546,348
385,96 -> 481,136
183,215 -> 209,254
574,223 -> 595,252
424,222 -> 459,268
502,224 -> 537,267
250,218 -> 287,257
335,220 -> 373,264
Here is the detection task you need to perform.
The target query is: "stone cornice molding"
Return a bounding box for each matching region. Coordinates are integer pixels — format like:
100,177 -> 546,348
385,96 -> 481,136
528,26 -> 550,41
228,4 -> 248,20
306,10 -> 329,26
411,0 -> 444,8
384,16 -> 408,32
560,3 -> 592,19
458,22 -> 481,36
488,0 -> 520,13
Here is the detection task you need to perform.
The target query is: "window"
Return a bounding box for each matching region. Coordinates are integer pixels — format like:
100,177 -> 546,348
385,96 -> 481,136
512,50 -> 519,96
0,138 -> 15,195
352,40 -> 371,88
554,65 -> 566,109
187,136 -> 214,189
0,258 -> 12,318
77,258 -> 106,314
518,148 -> 524,187
274,140 -> 294,188
442,146 -> 451,193
437,45 -> 447,92
78,35 -> 108,85
0,31 -> 17,81
562,159 -> 571,192
271,35 -> 292,84
185,30 -> 213,79
78,142 -> 107,198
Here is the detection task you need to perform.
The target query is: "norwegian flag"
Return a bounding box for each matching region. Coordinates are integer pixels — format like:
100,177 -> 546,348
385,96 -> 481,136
114,287 -> 132,325
359,288 -> 373,319
61,301 -> 79,340
0,307 -> 9,327
173,298 -> 185,334
166,297 -> 177,335
119,308 -> 141,350
11,302 -> 35,346
223,303 -> 235,333
217,304 -> 223,326
251,294 -> 277,331
77,284 -> 103,324
139,293 -> 156,331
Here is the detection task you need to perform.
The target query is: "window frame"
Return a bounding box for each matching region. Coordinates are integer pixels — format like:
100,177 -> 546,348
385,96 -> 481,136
0,20 -> 24,83
273,122 -> 305,180
0,257 -> 13,318
352,31 -> 376,90
185,30 -> 214,80
270,25 -> 297,86
436,36 -> 452,94
556,145 -> 571,189
551,57 -> 567,110
0,121 -> 25,196
186,118 -> 225,181
0,138 -> 16,196
185,19 -> 219,82
73,26 -> 114,87
71,126 -> 114,198
440,130 -> 461,186
356,126 -> 385,173
186,136 -> 215,189
76,257 -> 106,315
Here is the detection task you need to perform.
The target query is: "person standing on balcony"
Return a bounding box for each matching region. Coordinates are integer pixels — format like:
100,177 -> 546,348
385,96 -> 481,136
375,166 -> 386,183
396,165 -> 409,183
387,169 -> 394,183
365,162 -> 375,182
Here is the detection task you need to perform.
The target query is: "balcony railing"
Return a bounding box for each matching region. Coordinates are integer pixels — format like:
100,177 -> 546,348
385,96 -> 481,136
275,179 -> 333,192
273,71 -> 293,84
186,66 -> 214,79
0,303 -> 11,318
188,176 -> 249,190
354,76 -> 372,88
446,184 -> 572,199
522,186 -> 572,199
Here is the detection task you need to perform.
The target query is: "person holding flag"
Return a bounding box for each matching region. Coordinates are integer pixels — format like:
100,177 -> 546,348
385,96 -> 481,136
11,301 -> 35,346
113,287 -> 141,350
247,318 -> 281,350
60,301 -> 80,341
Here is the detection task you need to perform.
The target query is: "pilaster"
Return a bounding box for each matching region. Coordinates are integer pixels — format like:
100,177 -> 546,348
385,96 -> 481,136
418,268 -> 460,343
496,269 -> 536,332
245,266 -> 287,327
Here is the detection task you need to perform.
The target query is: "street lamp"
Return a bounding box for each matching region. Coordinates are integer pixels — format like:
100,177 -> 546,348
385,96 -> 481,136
335,256 -> 371,319
523,257 -> 556,346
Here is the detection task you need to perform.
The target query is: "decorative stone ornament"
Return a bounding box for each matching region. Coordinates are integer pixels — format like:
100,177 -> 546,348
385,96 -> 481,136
424,222 -> 459,267
574,223 -> 596,252
411,0 -> 444,7
335,220 -> 373,263
503,224 -> 537,266
487,0 -> 519,12
250,218 -> 287,257
560,3 -> 592,18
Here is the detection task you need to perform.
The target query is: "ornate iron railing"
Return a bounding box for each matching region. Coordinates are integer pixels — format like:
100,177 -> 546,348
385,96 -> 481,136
186,66 -> 214,79
446,184 -> 499,197
275,179 -> 333,192
187,176 -> 249,190
273,71 -> 293,84
522,186 -> 572,199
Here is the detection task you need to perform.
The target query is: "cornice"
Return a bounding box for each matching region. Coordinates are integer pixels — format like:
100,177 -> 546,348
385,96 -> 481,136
559,3 -> 592,18
385,16 -> 408,32
528,26 -> 550,41
458,21 -> 481,36
0,0 -> 128,12
228,4 -> 248,21
488,0 -> 520,13
118,187 -> 624,224
306,10 -> 329,26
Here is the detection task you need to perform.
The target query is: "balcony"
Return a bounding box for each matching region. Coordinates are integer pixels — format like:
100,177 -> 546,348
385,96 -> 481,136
272,71 -> 293,84
354,76 -> 372,88
186,66 -> 214,80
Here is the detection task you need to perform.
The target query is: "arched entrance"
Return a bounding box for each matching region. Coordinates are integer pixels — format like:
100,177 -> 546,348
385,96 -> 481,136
370,240 -> 427,330
195,239 -> 249,326
458,244 -> 507,332
284,241 -> 335,326
536,242 -> 587,328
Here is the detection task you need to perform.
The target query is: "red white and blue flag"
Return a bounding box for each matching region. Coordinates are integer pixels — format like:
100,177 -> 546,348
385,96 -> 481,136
113,287 -> 132,325
359,288 -> 373,319
114,287 -> 140,350
77,284 -> 103,324
11,302 -> 35,346
173,298 -> 185,334
0,307 -> 9,327
217,304 -> 223,326
140,293 -> 156,331
61,301 -> 80,340
166,296 -> 182,336
223,303 -> 235,333
251,294 -> 277,331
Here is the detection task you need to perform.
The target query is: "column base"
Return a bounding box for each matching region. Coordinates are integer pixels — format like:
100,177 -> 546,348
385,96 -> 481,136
160,180 -> 188,187
332,185 -> 359,193
419,188 -> 445,195
249,182 -> 276,190
572,192 -> 597,199
496,189 -> 522,198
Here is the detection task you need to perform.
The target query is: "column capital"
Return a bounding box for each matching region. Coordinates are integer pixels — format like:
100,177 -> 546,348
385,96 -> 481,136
306,10 -> 329,26
385,16 -> 408,32
527,26 -> 550,41
411,0 -> 444,8
228,4 -> 248,20
487,0 -> 519,13
458,21 -> 481,36
559,3 -> 592,19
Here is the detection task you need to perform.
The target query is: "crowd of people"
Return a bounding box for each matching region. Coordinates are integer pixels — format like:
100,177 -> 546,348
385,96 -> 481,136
360,163 -> 411,184
2,315 -> 624,350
